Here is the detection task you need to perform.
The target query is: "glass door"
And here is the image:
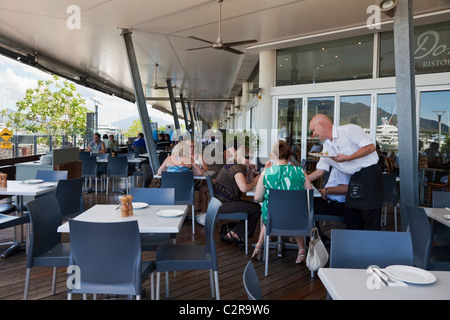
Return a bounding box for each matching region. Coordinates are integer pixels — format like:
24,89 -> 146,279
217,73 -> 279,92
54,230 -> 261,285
276,98 -> 303,160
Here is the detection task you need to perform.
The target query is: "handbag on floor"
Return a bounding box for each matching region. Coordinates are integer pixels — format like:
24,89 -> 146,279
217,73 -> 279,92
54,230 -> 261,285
306,227 -> 329,272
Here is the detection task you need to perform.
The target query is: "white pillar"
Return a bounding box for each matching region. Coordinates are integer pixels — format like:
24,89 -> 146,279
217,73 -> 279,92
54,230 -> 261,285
240,82 -> 250,130
257,50 -> 276,157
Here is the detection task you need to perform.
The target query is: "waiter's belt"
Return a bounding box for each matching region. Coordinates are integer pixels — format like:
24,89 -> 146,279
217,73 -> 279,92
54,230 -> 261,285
345,164 -> 383,210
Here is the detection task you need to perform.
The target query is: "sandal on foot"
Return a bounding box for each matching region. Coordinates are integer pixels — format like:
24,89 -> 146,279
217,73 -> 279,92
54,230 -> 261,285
252,244 -> 263,261
296,249 -> 306,264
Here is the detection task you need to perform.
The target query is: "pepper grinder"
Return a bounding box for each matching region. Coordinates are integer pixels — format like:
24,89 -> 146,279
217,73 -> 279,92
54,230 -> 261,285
120,196 -> 129,217
0,173 -> 7,188
127,195 -> 133,216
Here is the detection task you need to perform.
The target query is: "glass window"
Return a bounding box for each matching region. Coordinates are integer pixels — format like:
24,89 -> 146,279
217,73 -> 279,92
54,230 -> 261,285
277,98 -> 302,159
307,97 -> 334,153
380,21 -> 450,77
276,34 -> 374,86
376,93 -> 398,155
340,95 -> 372,136
419,90 -> 450,168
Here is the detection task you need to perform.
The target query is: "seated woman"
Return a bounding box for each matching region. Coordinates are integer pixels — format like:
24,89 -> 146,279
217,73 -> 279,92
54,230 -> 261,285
213,145 -> 261,250
157,140 -> 204,176
253,140 -> 312,263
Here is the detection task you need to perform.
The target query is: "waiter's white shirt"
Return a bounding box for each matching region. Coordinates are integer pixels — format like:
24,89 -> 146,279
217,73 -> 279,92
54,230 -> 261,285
325,168 -> 351,203
316,124 -> 378,175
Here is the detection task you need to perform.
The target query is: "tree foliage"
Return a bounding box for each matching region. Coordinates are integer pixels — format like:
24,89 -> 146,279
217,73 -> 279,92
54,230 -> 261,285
1,75 -> 89,147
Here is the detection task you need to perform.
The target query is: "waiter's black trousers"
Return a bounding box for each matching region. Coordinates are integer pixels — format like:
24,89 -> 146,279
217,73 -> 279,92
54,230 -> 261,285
344,207 -> 381,231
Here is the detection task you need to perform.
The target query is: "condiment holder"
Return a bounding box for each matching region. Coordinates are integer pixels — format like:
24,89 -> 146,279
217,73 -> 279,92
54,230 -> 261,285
120,195 -> 133,217
0,173 -> 7,188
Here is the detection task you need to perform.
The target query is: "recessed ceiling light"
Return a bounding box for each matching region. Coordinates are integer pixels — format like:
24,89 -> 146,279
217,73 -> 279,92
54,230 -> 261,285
321,47 -> 326,50
358,41 -> 363,45
335,55 -> 339,58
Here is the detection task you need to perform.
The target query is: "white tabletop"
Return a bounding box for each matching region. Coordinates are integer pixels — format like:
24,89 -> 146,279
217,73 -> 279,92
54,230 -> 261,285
246,186 -> 321,197
153,170 -> 215,180
0,180 -> 57,197
424,208 -> 450,228
57,204 -> 188,234
318,267 -> 450,300
96,156 -> 146,164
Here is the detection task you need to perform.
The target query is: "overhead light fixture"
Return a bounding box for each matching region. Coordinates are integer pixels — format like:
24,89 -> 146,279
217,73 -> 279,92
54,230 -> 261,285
379,0 -> 399,18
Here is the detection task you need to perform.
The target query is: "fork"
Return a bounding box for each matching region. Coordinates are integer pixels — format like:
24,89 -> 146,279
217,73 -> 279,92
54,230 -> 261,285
377,268 -> 396,283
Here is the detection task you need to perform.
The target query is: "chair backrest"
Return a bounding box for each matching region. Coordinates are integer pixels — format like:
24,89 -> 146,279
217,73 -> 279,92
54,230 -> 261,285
55,178 -> 85,220
129,187 -> 175,205
68,220 -> 142,295
134,145 -> 147,154
266,189 -> 313,237
382,172 -> 397,204
432,191 -> 450,208
158,151 -> 170,165
403,202 -> 432,269
204,197 -> 222,271
25,195 -> 63,267
330,229 -> 414,269
81,155 -> 98,177
107,156 -> 128,177
243,261 -> 263,300
161,171 -> 194,205
205,174 -> 214,201
36,170 -> 68,182
79,151 -> 90,158
140,163 -> 154,187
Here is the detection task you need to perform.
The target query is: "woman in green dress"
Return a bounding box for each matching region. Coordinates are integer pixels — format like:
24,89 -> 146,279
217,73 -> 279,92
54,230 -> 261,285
253,140 -> 312,263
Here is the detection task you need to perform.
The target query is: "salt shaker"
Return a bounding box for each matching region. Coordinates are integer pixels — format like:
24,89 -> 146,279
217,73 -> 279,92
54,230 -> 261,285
127,195 -> 133,216
120,196 -> 129,217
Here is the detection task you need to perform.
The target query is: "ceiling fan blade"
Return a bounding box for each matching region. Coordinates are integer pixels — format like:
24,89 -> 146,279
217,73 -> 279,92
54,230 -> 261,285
188,36 -> 214,45
222,46 -> 244,55
187,45 -> 213,51
223,39 -> 258,47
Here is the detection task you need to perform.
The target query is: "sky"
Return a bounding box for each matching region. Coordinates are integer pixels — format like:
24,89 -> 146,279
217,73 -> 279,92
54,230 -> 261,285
0,54 -> 174,127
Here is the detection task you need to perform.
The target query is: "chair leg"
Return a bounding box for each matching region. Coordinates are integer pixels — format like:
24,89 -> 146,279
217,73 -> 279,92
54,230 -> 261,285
394,206 -> 398,232
67,293 -> 72,300
209,269 -> 215,299
214,270 -> 220,300
24,268 -> 31,300
264,235 -> 269,277
150,272 -> 155,300
106,177 -> 109,195
156,272 -> 160,300
245,219 -> 248,255
51,267 -> 57,295
165,271 -> 169,298
192,205 -> 195,235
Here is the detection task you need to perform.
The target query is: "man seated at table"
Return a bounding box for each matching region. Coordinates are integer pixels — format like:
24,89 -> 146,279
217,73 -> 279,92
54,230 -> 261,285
314,167 -> 350,246
86,133 -> 106,154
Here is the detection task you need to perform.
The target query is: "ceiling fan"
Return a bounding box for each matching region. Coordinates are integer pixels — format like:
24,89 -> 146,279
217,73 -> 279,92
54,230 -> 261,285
187,0 -> 257,55
152,63 -> 176,90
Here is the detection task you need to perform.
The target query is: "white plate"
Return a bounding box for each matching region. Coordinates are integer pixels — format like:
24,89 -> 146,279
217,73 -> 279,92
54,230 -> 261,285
156,209 -> 185,217
384,265 -> 436,284
37,182 -> 57,188
308,152 -> 336,158
131,202 -> 148,209
24,179 -> 44,184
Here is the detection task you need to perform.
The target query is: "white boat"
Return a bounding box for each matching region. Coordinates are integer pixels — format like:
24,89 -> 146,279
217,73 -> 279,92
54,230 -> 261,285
377,117 -> 398,152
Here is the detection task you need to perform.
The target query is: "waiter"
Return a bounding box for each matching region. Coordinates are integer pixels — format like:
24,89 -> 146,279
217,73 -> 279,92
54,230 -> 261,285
308,114 -> 383,230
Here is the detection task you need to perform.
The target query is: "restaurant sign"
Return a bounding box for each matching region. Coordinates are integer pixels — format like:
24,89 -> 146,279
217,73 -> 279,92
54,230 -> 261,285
0,128 -> 13,149
414,24 -> 450,73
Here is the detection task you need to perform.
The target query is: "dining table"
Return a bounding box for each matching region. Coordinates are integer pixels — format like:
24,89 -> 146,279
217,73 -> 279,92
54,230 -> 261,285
318,267 -> 450,300
423,207 -> 450,228
0,180 -> 58,258
58,204 -> 189,234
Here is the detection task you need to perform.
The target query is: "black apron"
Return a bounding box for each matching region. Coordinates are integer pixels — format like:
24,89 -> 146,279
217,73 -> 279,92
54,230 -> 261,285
345,164 -> 383,210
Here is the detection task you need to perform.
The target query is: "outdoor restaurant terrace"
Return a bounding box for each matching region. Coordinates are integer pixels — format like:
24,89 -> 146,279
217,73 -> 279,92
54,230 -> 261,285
0,0 -> 449,307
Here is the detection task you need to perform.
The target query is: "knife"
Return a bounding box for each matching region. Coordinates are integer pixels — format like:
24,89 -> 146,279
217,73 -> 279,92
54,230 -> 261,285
372,267 -> 389,286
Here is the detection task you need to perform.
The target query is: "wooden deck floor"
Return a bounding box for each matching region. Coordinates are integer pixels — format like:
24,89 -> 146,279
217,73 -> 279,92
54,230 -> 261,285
0,189 -> 400,301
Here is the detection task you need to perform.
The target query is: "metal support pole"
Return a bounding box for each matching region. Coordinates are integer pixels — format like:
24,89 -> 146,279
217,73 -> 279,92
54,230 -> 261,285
394,0 -> 418,230
187,101 -> 195,132
179,94 -> 190,134
166,78 -> 181,136
121,29 -> 160,175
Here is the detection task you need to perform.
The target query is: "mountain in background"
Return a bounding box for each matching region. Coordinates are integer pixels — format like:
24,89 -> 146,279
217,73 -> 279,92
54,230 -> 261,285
110,115 -> 174,130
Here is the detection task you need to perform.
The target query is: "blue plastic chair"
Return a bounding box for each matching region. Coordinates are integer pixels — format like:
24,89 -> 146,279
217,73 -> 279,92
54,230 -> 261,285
161,171 -> 195,234
55,178 -> 85,220
330,229 -> 414,269
67,220 -> 155,300
155,197 -> 222,300
205,175 -> 249,254
265,189 -> 314,277
129,187 -> 176,251
243,261 -> 263,300
431,191 -> 450,245
106,156 -> 129,195
381,173 -> 398,231
81,155 -> 102,194
24,195 -> 70,300
403,202 -> 450,271
36,170 -> 68,182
